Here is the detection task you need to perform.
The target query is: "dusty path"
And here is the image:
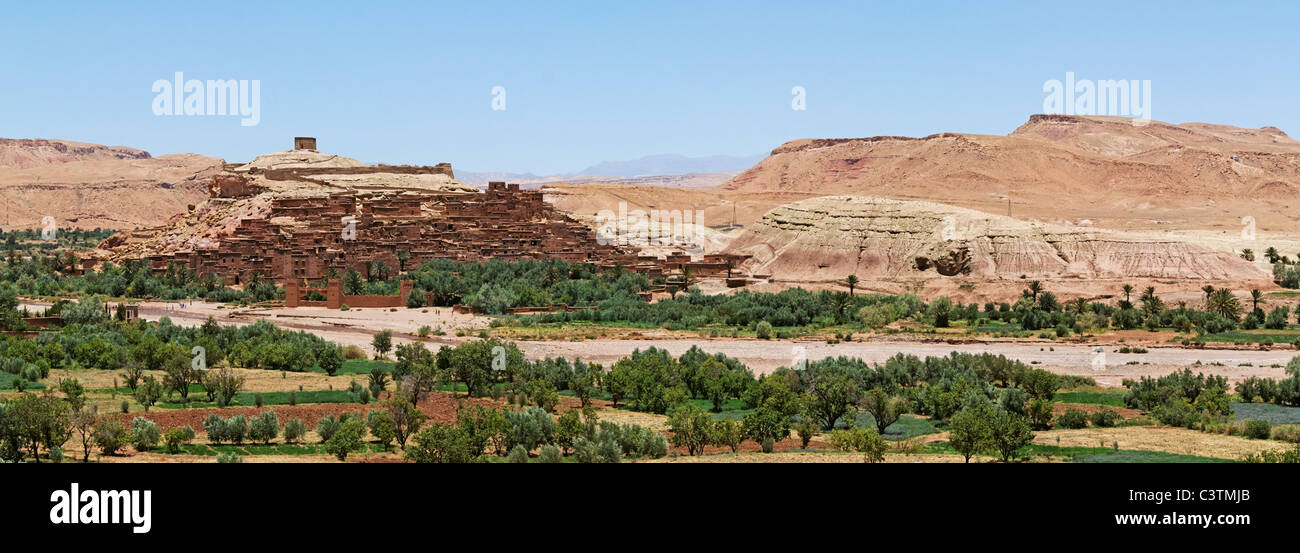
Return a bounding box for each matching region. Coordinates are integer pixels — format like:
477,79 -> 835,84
25,300 -> 1296,386
519,338 -> 1296,386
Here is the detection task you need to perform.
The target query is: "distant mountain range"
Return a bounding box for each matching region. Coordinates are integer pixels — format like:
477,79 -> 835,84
579,153 -> 765,177
458,152 -> 764,186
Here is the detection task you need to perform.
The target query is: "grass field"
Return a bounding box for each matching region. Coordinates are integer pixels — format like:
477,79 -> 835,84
0,372 -> 46,390
1230,402 -> 1300,425
1056,388 -> 1127,407
1200,328 -> 1300,345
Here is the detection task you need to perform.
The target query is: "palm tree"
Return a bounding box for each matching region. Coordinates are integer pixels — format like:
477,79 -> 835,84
846,274 -> 859,296
395,250 -> 410,273
1122,284 -> 1134,304
1202,285 -> 1215,304
1250,289 -> 1263,312
1207,289 -> 1243,321
1265,247 -> 1280,263
1027,280 -> 1043,302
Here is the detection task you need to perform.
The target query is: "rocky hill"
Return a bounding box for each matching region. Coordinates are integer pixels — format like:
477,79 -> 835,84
725,195 -> 1270,284
0,138 -> 151,169
720,115 -> 1300,233
0,138 -> 223,230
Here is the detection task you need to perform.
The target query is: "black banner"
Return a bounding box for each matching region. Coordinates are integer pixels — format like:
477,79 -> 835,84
5,462 -> 1280,542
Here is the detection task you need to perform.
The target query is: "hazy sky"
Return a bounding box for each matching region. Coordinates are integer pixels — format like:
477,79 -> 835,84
2,1 -> 1297,174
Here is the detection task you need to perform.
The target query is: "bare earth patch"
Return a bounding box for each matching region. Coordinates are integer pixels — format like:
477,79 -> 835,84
1035,426 -> 1280,459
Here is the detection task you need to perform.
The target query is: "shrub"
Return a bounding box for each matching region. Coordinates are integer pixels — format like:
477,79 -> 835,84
1153,398 -> 1199,428
203,414 -> 226,443
325,419 -> 366,461
505,407 -> 555,452
595,434 -> 622,463
94,418 -> 129,456
573,437 -> 598,463
507,444 -> 530,463
341,345 -> 367,360
248,410 -> 280,444
317,415 -> 343,443
367,410 -> 396,449
1090,408 -> 1120,428
404,422 -> 480,463
755,320 -> 773,340
1271,424 -> 1300,443
1027,398 -> 1054,430
1243,419 -> 1272,440
163,426 -> 195,454
225,415 -> 249,445
827,427 -> 888,462
129,417 -> 161,452
538,444 -> 562,463
283,418 -> 306,444
999,387 -> 1029,416
1056,409 -> 1089,429
216,451 -> 242,463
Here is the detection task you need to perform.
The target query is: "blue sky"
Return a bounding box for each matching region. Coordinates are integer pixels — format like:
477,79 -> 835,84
2,1 -> 1297,174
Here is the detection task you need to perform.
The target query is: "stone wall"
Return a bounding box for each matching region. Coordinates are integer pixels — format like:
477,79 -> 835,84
286,278 -> 412,309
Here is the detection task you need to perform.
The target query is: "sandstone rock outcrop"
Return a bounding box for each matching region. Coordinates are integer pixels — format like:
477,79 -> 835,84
0,138 -> 151,169
0,138 -> 223,230
725,195 -> 1271,283
720,115 -> 1300,234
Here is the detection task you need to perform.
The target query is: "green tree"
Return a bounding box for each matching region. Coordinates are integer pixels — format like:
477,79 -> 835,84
318,345 -> 344,376
949,404 -> 992,462
325,419 -> 365,461
806,374 -> 858,430
1020,369 -> 1060,400
667,403 -> 715,456
741,406 -> 790,451
554,409 -> 583,455
859,387 -> 908,434
988,409 -> 1033,461
93,417 -> 129,456
367,410 -> 397,449
371,331 -> 393,359
405,422 -> 481,463
134,376 -> 164,412
384,393 -> 426,448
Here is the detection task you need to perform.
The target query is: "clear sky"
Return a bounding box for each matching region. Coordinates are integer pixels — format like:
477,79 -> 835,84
2,1 -> 1297,174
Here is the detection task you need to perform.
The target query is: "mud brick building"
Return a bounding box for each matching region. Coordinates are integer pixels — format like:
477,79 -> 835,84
102,142 -> 750,297
138,181 -> 699,284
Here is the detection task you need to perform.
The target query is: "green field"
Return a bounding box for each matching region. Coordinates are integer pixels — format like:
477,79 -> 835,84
1199,328 -> 1300,345
1230,402 -> 1300,425
1056,388 -> 1127,407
